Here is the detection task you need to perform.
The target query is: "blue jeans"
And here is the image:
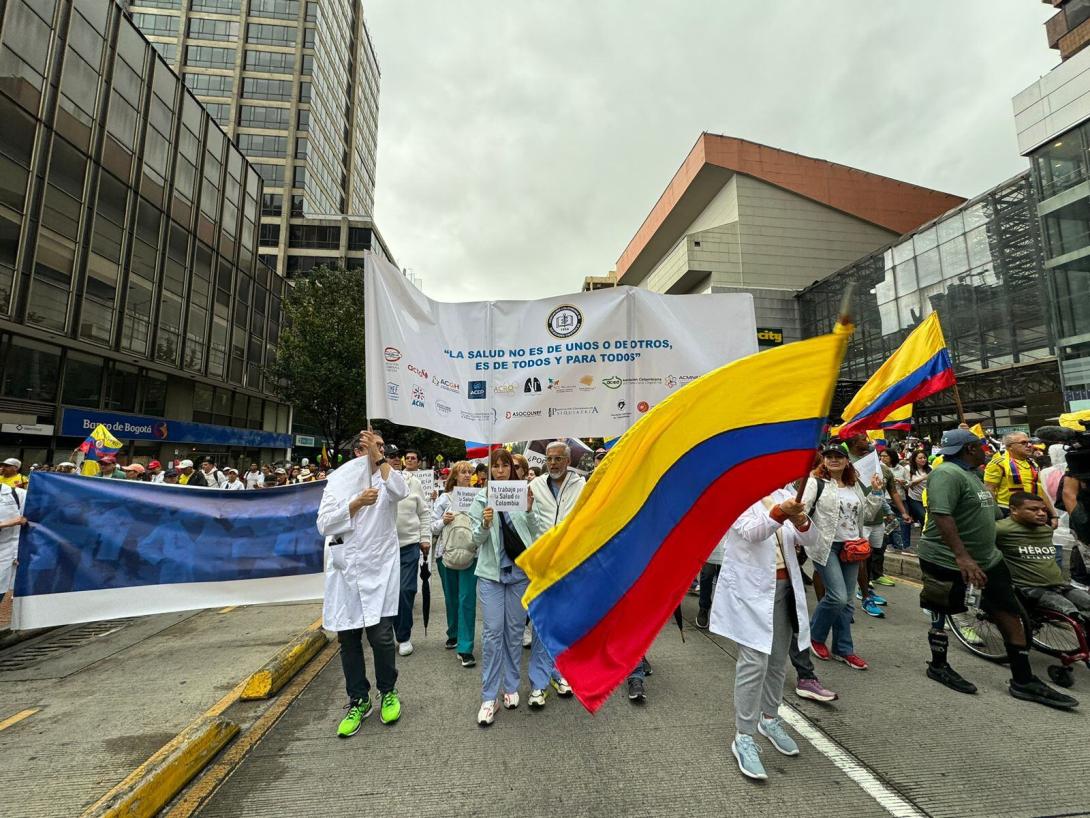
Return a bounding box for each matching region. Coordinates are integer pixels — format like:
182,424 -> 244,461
396,544 -> 420,643
478,566 -> 553,700
810,542 -> 859,656
627,656 -> 651,681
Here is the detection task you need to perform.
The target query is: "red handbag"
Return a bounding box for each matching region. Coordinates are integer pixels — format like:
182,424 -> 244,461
840,537 -> 872,563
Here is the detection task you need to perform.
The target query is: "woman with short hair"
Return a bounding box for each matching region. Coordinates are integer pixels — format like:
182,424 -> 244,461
432,461 -> 479,667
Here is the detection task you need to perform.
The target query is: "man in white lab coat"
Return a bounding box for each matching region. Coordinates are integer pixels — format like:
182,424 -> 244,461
317,430 -> 409,738
0,482 -> 27,603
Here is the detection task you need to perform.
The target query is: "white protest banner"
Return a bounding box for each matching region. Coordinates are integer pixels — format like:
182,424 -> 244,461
486,480 -> 528,512
365,255 -> 757,442
453,486 -> 480,513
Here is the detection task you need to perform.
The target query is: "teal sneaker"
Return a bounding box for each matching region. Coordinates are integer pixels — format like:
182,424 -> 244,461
731,734 -> 767,780
380,689 -> 401,724
758,716 -> 800,756
337,697 -> 372,737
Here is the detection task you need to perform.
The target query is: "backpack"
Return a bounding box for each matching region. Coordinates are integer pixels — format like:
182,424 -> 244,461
440,512 -> 477,570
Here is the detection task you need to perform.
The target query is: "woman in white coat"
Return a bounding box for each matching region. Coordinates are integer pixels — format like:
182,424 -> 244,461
800,445 -> 883,670
710,487 -> 817,781
316,431 -> 409,738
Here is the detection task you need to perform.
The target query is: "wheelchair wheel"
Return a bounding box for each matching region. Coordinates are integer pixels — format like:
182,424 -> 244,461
1048,664 -> 1075,688
1032,617 -> 1082,658
948,606 -> 1007,661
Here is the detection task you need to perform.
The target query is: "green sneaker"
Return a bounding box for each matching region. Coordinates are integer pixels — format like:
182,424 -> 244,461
873,575 -> 896,587
380,689 -> 401,724
960,626 -> 984,646
337,697 -> 372,737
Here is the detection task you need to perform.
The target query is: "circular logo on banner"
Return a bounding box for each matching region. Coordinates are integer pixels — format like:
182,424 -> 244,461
547,305 -> 583,339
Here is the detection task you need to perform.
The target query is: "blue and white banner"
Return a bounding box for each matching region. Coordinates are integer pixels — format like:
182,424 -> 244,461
13,474 -> 325,629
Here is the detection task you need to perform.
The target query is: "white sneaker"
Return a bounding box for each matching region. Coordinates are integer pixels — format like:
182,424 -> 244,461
503,692 -> 519,709
477,700 -> 495,726
528,688 -> 546,709
522,623 -> 532,648
398,640 -> 413,657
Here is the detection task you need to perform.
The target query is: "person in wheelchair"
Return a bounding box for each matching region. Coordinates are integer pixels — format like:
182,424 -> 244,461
998,491 -> 1090,627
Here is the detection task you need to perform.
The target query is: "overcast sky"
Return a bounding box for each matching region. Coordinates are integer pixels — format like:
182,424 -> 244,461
365,1 -> 1057,302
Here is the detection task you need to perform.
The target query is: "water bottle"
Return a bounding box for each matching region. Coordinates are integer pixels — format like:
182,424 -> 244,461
964,583 -> 981,609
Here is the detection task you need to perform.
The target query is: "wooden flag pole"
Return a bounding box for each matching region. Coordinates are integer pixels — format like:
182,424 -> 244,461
950,381 -> 966,426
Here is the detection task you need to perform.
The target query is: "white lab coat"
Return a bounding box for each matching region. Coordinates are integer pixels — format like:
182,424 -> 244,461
709,489 -> 817,654
0,484 -> 27,595
316,462 -> 408,631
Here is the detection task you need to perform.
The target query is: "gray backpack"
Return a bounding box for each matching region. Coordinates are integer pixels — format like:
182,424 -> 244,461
440,513 -> 477,570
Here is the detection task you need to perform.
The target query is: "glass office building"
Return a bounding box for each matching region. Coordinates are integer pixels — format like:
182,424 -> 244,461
121,0 -> 388,278
799,172 -> 1063,438
0,0 -> 294,466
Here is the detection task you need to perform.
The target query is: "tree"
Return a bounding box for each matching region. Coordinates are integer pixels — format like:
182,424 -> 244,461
266,265 -> 369,453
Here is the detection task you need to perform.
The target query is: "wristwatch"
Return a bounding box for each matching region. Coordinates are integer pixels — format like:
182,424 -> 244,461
374,457 -> 387,466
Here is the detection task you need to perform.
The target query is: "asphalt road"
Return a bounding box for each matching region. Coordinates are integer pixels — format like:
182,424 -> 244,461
190,579 -> 1090,818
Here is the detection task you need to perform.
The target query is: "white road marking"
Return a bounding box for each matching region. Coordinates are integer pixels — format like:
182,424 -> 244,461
778,704 -> 927,818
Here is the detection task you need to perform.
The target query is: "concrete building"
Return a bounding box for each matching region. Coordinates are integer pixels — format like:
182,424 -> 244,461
614,133 -> 964,347
122,0 -> 392,278
1013,6 -> 1090,411
0,0 -> 294,466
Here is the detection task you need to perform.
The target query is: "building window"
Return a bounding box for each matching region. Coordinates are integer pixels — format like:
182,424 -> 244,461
294,137 -> 308,159
258,253 -> 277,273
285,255 -> 319,277
244,49 -> 294,74
131,13 -> 180,36
135,0 -> 181,7
191,0 -> 241,11
261,193 -> 282,216
300,54 -> 313,75
252,163 -> 285,186
289,224 -> 339,249
185,45 -> 235,69
249,0 -> 300,20
290,194 -> 304,216
242,77 -> 293,102
246,23 -> 295,46
142,373 -> 167,415
184,73 -> 235,96
151,41 -> 178,64
305,2 -> 317,22
303,27 -> 315,49
298,81 -> 311,102
295,109 -> 309,132
203,102 -> 231,124
237,134 -> 288,157
2,336 -> 61,403
187,18 -> 240,42
348,227 -> 370,251
238,105 -> 290,129
292,166 -> 306,188
259,223 -> 281,245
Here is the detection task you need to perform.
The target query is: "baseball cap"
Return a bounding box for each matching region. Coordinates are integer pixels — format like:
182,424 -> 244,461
148,460 -> 162,470
2,457 -> 21,468
100,454 -> 117,464
56,461 -> 75,468
123,463 -> 146,474
225,467 -> 239,475
820,443 -> 848,457
938,428 -> 981,456
274,467 -> 287,474
178,459 -> 194,468
164,469 -> 178,479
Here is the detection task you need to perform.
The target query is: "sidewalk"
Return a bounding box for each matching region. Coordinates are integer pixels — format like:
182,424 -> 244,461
0,600 -> 321,817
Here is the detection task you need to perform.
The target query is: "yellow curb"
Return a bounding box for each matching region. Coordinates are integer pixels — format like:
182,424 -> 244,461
162,640 -> 340,818
241,618 -> 328,700
80,717 -> 239,818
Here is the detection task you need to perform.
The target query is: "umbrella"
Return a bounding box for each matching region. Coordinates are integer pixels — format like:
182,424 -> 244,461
419,554 -> 432,635
674,605 -> 685,643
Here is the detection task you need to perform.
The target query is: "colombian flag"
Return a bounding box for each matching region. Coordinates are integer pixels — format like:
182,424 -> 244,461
78,424 -> 123,476
465,441 -> 495,459
836,313 -> 953,440
516,324 -> 851,711
879,403 -> 913,431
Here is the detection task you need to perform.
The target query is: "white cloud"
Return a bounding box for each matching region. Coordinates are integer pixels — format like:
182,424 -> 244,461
366,0 -> 1056,301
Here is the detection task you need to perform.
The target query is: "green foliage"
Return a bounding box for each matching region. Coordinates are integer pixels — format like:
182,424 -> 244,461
266,265 -> 368,451
371,420 -> 464,466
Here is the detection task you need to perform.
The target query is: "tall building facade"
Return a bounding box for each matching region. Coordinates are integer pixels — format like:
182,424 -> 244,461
615,133 -> 963,346
0,0 -> 295,466
1013,7 -> 1090,412
122,0 -> 391,278
798,172 -> 1061,438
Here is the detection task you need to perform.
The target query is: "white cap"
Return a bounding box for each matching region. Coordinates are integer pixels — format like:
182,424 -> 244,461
2,458 -> 21,468
226,467 -> 239,474
57,461 -> 76,468
178,459 -> 194,468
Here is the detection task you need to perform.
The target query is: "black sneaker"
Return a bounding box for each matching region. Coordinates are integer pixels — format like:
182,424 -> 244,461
695,609 -> 710,629
926,662 -> 977,695
627,676 -> 645,702
459,652 -> 476,668
1009,677 -> 1079,710
444,638 -> 457,650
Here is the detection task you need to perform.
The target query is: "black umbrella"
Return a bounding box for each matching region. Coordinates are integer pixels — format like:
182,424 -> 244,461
419,555 -> 432,635
674,605 -> 685,643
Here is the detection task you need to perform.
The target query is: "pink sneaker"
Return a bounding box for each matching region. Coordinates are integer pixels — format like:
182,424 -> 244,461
834,653 -> 869,670
810,640 -> 831,661
795,678 -> 838,702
